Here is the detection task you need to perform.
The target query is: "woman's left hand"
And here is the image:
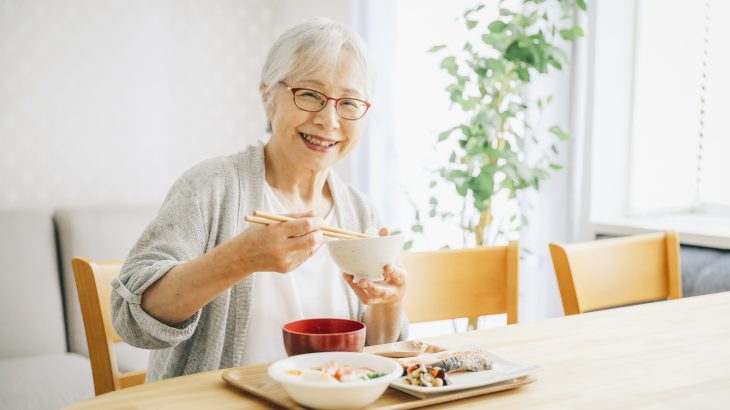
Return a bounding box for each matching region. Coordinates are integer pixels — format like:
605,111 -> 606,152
343,227 -> 407,307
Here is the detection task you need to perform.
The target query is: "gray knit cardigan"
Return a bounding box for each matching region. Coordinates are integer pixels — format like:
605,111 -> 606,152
111,141 -> 408,381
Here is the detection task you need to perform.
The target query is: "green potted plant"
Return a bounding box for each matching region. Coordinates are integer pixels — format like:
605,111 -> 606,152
411,0 -> 586,248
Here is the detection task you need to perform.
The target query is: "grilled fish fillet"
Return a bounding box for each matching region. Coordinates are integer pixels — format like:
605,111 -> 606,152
397,349 -> 493,374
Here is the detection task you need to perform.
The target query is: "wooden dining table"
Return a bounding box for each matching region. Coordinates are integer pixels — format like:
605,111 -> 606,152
66,291 -> 730,409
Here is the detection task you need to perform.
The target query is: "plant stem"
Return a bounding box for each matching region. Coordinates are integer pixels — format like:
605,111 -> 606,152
493,73 -> 510,151
475,207 -> 493,246
462,195 -> 468,247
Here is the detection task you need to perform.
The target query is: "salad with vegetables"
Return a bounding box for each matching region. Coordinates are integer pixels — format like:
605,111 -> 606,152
285,360 -> 386,383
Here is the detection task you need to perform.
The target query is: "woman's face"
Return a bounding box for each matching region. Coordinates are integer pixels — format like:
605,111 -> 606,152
264,50 -> 368,173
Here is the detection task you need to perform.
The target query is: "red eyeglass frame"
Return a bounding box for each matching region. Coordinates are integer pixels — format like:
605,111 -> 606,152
279,81 -> 372,119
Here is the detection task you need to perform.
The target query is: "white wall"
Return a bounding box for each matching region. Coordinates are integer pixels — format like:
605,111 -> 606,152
0,0 -> 352,208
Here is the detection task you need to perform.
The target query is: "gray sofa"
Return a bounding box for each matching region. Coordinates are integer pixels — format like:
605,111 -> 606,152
679,244 -> 730,297
0,206 -> 157,409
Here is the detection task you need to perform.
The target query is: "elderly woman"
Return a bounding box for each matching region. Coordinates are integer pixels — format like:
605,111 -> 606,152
111,18 -> 408,381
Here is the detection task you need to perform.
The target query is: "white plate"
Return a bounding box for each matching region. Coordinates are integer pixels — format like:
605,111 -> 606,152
389,349 -> 541,396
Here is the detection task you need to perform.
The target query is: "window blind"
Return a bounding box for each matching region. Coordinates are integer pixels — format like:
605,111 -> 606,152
630,0 -> 730,215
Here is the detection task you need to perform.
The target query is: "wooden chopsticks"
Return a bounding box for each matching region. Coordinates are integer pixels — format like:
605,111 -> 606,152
244,211 -> 372,240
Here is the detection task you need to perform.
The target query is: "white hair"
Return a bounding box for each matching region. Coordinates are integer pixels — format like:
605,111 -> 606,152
260,17 -> 374,106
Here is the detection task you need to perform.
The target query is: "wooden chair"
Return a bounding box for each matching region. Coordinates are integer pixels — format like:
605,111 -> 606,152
71,257 -> 146,395
399,241 -> 519,330
549,231 -> 682,316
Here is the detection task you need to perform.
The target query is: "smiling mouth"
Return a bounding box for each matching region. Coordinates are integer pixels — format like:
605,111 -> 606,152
299,132 -> 341,149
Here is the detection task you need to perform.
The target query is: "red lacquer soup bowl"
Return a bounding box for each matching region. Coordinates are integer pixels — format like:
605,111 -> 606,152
282,318 -> 366,356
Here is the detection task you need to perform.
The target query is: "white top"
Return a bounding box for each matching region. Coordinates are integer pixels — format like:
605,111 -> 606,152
239,181 -> 351,365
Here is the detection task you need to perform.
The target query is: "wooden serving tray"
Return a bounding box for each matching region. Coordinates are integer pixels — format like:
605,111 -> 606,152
221,363 -> 534,409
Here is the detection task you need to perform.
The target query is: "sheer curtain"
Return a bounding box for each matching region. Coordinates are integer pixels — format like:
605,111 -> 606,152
349,0 -> 402,230
517,5 -> 590,321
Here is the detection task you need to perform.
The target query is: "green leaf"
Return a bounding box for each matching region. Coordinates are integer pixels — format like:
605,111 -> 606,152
390,230 -> 402,236
549,59 -> 563,70
458,97 -> 479,111
499,8 -> 512,16
549,163 -> 564,170
440,56 -> 458,75
428,44 -> 447,53
411,224 -> 424,233
466,19 -> 478,30
464,4 -> 485,18
438,128 -> 453,142
517,67 -> 530,82
428,209 -> 437,218
459,124 -> 471,137
549,125 -> 570,141
429,196 -> 438,205
403,240 -> 413,251
469,173 -> 494,200
559,25 -> 584,41
576,0 -> 587,11
488,20 -> 507,33
428,180 -> 437,188
504,42 -> 536,65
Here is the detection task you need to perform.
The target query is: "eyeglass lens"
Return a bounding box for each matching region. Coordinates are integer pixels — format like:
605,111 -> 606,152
293,89 -> 367,120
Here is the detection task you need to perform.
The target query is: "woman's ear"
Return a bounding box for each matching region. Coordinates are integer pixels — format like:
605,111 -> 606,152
260,83 -> 274,122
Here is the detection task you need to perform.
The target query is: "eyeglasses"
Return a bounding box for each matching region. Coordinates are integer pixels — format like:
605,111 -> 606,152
280,82 -> 371,120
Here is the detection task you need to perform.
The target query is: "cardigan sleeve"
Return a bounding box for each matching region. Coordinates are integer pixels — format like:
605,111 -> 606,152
111,175 -> 208,349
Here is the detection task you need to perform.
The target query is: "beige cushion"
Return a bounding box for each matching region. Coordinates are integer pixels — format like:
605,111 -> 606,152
0,353 -> 94,410
54,205 -> 157,370
0,209 -> 66,359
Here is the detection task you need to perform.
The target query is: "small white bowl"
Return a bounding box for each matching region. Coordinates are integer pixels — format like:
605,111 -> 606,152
268,351 -> 402,410
326,235 -> 404,282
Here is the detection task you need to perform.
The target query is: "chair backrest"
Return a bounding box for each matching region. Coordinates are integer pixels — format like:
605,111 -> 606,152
71,257 -> 146,395
549,231 -> 682,315
399,241 -> 519,328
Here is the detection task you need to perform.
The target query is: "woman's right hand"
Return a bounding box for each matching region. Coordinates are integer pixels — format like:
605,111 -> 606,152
231,211 -> 325,275
140,211 -> 323,326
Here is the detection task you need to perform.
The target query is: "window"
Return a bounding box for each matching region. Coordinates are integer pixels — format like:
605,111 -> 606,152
630,0 -> 730,215
588,0 -> 730,248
